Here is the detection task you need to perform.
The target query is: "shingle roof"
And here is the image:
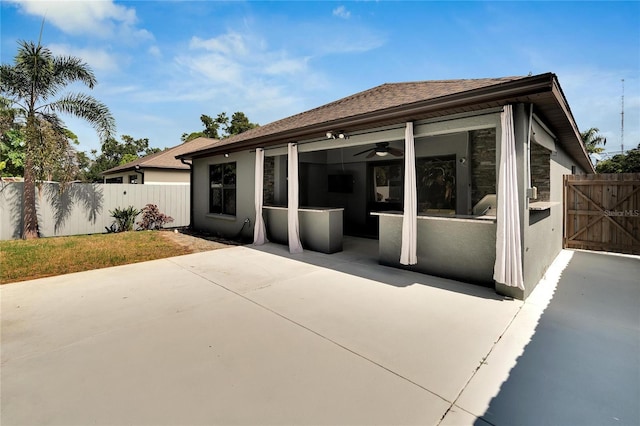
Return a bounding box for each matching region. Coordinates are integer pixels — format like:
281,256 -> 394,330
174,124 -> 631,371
176,73 -> 593,172
102,137 -> 220,175
182,76 -> 524,155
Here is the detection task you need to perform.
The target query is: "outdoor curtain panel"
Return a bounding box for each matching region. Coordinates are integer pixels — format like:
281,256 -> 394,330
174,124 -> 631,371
400,121 -> 418,265
287,143 -> 303,253
494,105 -> 525,290
253,148 -> 268,245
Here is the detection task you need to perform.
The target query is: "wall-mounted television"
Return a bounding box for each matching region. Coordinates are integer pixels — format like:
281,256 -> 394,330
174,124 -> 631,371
328,174 -> 354,193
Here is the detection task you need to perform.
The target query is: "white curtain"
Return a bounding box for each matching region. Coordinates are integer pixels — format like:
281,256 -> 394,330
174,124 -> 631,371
287,143 -> 303,253
494,105 -> 524,290
253,148 -> 268,245
400,122 -> 418,265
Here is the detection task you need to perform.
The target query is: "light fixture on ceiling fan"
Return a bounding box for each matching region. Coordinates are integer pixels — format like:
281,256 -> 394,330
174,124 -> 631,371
353,142 -> 403,158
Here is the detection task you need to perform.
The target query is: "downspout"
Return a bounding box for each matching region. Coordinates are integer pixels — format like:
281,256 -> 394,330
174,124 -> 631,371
526,103 -> 534,201
134,165 -> 145,184
180,158 -> 193,228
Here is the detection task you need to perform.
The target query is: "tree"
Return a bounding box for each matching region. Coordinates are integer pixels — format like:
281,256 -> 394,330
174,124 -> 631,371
0,96 -> 25,176
581,127 -> 606,155
228,111 -> 258,136
85,134 -> 160,182
0,39 -> 115,238
595,144 -> 640,173
181,112 -> 258,142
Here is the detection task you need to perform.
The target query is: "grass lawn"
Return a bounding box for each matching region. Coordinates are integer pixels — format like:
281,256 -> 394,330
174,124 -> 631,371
0,232 -> 192,284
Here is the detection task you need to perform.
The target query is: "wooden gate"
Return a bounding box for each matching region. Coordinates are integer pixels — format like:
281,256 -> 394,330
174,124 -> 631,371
564,173 -> 640,254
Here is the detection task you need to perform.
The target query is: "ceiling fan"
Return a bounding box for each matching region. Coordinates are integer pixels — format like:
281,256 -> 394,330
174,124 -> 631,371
353,142 -> 403,158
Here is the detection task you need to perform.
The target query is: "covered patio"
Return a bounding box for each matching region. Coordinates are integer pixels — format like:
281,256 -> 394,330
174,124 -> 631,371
179,73 -> 595,300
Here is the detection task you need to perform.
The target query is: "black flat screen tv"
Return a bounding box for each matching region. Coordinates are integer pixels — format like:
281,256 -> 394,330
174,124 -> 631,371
328,174 -> 353,193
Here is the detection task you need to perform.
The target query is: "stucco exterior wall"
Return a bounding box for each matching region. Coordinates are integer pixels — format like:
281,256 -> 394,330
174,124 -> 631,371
522,142 -> 583,298
144,169 -> 190,185
192,150 -> 256,240
495,105 -> 587,299
104,169 -> 189,184
378,214 -> 497,285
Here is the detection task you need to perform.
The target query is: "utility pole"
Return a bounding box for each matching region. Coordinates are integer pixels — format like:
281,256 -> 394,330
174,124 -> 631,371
621,79 -> 625,152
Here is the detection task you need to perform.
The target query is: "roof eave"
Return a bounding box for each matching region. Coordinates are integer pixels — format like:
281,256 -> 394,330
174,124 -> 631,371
179,73 -> 593,172
102,165 -> 189,176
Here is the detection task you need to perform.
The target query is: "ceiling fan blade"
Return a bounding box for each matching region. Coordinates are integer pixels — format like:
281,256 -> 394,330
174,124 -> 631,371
366,151 -> 377,158
388,148 -> 404,157
354,148 -> 373,156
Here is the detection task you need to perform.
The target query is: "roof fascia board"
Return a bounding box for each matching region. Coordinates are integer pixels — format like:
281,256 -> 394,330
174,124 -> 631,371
102,165 -> 189,176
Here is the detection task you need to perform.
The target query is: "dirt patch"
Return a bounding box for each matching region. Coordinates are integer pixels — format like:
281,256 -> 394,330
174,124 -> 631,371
158,228 -> 242,253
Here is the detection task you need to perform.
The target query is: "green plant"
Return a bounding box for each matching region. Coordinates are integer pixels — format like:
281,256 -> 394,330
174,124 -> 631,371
108,206 -> 140,232
137,204 -> 174,230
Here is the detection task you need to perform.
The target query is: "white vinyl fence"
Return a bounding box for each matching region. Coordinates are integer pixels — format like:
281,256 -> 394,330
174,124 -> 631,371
0,182 -> 190,240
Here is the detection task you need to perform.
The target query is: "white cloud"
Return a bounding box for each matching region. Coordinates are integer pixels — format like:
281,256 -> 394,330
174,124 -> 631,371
301,25 -> 385,55
333,6 -> 351,19
8,0 -> 151,41
176,53 -> 244,86
148,45 -> 162,58
190,33 -> 248,56
137,29 -> 328,125
264,57 -> 310,75
48,43 -> 119,73
182,30 -> 318,83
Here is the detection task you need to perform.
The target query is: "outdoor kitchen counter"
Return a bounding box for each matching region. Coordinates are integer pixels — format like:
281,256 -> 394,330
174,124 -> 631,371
263,206 -> 343,253
371,211 -> 497,285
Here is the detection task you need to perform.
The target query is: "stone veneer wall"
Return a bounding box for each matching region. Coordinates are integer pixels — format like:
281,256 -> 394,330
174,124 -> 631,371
263,156 -> 275,205
470,128 -> 496,207
530,142 -> 551,201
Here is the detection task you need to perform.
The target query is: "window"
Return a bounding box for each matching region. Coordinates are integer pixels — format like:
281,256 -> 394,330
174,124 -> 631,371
129,175 -> 138,184
209,162 -> 236,215
372,163 -> 403,204
417,155 -> 456,213
105,177 -> 123,184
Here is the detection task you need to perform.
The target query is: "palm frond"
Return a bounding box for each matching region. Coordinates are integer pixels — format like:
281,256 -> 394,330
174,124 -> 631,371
0,64 -> 30,101
47,93 -> 116,141
52,56 -> 97,89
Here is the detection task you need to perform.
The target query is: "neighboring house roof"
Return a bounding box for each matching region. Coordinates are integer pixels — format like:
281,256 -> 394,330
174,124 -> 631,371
102,137 -> 219,175
178,73 -> 593,172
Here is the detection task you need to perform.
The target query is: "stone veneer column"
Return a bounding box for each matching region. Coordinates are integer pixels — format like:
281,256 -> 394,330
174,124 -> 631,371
470,128 -> 497,207
263,156 -> 275,205
530,142 -> 551,201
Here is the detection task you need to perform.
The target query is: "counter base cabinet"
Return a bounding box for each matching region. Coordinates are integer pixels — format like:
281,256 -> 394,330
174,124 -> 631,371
263,207 -> 343,254
376,214 -> 496,286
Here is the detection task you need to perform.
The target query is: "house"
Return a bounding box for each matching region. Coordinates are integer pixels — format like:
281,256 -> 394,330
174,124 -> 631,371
102,137 -> 218,184
177,73 -> 593,300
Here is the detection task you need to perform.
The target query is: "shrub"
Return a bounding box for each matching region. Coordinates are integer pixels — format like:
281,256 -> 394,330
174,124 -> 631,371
108,206 -> 140,232
137,204 -> 174,230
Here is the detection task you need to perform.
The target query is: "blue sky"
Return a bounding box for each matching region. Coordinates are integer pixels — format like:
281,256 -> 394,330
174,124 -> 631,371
1,1 -> 639,158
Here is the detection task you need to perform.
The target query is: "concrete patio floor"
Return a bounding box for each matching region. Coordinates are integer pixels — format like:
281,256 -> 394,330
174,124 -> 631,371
1,238 -> 638,425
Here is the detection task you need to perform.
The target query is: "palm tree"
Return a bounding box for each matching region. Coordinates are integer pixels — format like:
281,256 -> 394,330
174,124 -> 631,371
1,40 -> 115,238
580,127 -> 607,155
